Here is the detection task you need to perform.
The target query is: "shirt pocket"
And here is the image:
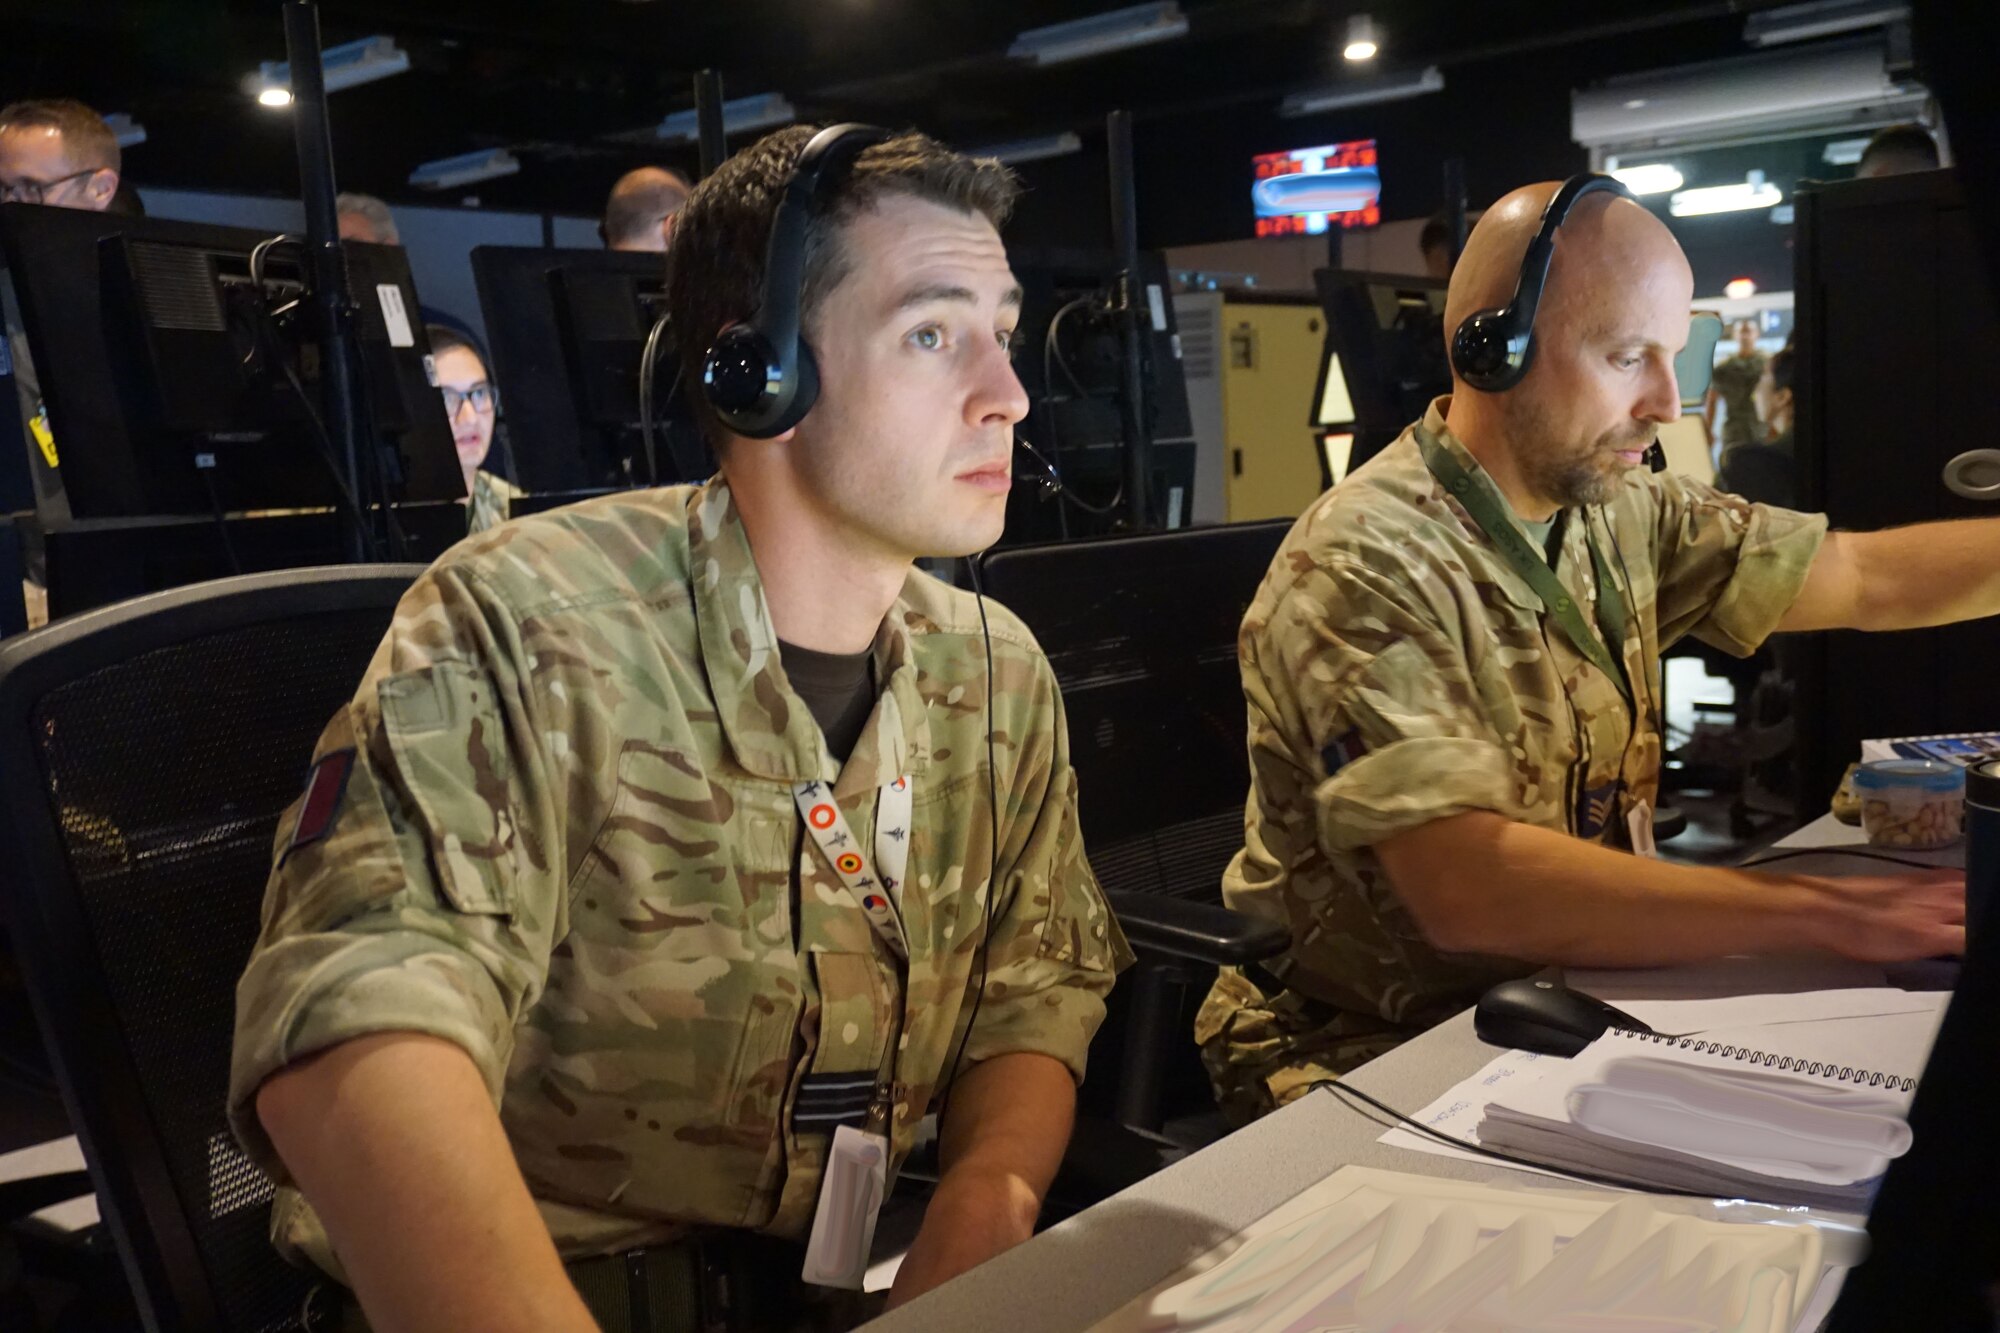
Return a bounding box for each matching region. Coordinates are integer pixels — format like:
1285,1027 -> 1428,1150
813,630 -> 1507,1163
378,662 -> 519,917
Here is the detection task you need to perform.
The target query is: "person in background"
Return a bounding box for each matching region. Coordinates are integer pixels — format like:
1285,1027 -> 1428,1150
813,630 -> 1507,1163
1856,123 -> 1941,179
602,165 -> 691,252
1703,318 -> 1766,453
1418,209 -> 1457,281
335,191 -> 401,245
426,324 -> 521,533
0,97 -> 123,630
1715,346 -> 1797,508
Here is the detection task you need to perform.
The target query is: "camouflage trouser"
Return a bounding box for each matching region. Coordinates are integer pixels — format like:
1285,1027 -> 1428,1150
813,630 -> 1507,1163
1193,967 -> 1414,1127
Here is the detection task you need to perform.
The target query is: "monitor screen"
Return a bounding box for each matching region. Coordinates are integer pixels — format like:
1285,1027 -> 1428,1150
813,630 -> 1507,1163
1253,140 -> 1380,237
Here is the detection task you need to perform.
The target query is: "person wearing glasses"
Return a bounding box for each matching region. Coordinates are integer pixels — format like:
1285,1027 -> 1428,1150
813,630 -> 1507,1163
0,98 -> 123,629
426,325 -> 522,533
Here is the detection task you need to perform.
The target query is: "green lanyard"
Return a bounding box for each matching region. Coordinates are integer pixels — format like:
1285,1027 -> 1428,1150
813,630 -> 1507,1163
1416,424 -> 1634,705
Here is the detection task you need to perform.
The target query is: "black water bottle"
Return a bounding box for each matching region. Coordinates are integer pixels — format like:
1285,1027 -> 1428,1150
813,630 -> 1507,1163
1963,758 -> 2000,949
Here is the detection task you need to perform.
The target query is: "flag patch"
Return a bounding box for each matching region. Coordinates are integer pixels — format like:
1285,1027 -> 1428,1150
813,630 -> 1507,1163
284,748 -> 356,863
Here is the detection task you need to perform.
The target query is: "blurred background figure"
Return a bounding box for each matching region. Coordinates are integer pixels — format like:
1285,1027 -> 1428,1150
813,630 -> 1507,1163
1704,318 -> 1767,454
426,324 -> 520,533
1856,123 -> 1940,179
1418,209 -> 1457,281
601,165 -> 690,252
335,191 -> 400,245
0,99 -> 120,212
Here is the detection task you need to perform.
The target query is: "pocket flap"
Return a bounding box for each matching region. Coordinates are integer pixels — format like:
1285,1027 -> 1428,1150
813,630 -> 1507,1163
378,663 -> 517,917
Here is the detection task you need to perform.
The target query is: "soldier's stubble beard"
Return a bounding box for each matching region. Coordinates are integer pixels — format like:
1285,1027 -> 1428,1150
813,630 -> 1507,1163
1502,393 -> 1656,510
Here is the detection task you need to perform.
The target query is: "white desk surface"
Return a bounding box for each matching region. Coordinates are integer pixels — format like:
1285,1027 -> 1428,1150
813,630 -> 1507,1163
2,816 -> 1961,1320
861,813 -> 1962,1332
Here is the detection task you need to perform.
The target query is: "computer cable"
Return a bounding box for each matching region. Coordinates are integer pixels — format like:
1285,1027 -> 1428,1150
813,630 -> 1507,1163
1309,1078 -> 1788,1204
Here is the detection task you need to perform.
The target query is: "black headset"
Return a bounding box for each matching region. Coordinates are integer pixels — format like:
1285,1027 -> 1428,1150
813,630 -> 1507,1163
1448,173 -> 1633,394
699,123 -> 892,439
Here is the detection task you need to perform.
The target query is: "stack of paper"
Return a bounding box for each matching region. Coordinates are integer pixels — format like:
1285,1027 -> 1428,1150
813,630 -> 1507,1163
1477,1036 -> 1917,1211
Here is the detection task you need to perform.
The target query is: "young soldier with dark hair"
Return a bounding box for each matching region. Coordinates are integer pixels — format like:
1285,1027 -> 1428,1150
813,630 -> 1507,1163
230,126 -> 1129,1332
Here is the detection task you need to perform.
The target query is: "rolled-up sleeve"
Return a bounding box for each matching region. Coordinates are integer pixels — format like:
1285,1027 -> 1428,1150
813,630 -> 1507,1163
1259,560 -> 1524,857
954,655 -> 1132,1085
1651,473 -> 1828,656
228,567 -> 565,1183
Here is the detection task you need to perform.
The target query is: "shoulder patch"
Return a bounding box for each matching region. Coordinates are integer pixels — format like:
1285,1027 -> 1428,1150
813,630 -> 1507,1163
283,748 -> 356,864
1320,728 -> 1366,777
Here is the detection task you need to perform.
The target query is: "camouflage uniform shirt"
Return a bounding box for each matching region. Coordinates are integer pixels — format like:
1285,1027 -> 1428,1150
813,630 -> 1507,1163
466,467 -> 527,535
229,478 -> 1130,1275
1710,351 -> 1768,451
1196,398 -> 1825,1116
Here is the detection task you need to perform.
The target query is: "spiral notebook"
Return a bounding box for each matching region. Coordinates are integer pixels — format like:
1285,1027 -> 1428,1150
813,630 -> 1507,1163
1472,1009 -> 1941,1212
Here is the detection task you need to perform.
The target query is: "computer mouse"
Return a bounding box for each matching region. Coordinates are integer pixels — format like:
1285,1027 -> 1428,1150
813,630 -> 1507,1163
1474,978 -> 1653,1057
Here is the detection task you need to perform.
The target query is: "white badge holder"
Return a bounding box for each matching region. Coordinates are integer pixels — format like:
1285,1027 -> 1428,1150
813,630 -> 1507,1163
801,1125 -> 889,1290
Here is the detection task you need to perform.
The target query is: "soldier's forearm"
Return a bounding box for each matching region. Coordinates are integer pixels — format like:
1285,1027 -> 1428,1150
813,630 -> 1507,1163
257,1031 -> 595,1333
1375,811 -> 1843,966
1788,519 -> 2000,633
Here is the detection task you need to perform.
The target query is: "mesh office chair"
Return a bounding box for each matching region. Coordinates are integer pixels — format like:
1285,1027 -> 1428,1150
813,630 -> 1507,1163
0,565 -> 426,1332
977,521 -> 1295,1175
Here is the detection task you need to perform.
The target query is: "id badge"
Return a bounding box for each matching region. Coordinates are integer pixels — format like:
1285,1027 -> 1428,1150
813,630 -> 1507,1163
801,1125 -> 888,1290
1627,800 -> 1660,859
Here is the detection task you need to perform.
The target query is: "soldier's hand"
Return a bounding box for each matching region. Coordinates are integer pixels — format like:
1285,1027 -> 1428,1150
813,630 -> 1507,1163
1807,869 -> 1966,961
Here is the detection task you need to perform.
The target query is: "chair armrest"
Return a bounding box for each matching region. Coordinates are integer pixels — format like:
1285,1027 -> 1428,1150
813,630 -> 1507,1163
1107,891 -> 1291,968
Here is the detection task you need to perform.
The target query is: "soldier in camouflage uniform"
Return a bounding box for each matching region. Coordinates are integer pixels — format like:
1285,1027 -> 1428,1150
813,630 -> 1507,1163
232,127 -> 1130,1332
1200,181 -> 1977,1123
1703,319 -> 1768,452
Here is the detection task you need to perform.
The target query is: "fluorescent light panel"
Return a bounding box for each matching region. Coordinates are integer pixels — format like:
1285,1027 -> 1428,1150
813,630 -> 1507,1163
657,92 -> 795,145
409,147 -> 520,190
1745,0 -> 1908,46
254,35 -> 410,100
103,113 -> 146,148
1280,66 -> 1443,116
1669,176 -> 1784,217
969,132 -> 1083,165
1611,162 -> 1684,195
1009,3 -> 1188,66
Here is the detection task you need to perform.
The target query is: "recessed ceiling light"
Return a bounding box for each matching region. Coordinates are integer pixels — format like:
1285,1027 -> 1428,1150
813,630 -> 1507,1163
1343,14 -> 1380,62
1624,97 -> 1648,109
258,87 -> 293,108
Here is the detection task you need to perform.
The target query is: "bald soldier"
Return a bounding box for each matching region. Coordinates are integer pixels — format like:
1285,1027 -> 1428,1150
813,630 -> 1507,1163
603,165 -> 692,252
231,127 -> 1129,1332
1197,177 -> 1989,1121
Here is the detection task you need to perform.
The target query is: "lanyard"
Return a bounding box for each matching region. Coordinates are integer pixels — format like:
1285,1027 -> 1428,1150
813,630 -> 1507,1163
1416,423 -> 1634,705
792,775 -> 915,960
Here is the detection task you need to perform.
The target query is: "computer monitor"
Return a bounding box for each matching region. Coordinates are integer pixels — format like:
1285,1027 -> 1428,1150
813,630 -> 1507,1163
470,246 -> 709,493
1003,247 -> 1197,544
1314,268 -> 1452,477
0,203 -> 463,519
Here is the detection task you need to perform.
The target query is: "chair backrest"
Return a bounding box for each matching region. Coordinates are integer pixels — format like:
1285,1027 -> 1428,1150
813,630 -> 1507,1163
978,520 -> 1291,904
0,564 -> 426,1332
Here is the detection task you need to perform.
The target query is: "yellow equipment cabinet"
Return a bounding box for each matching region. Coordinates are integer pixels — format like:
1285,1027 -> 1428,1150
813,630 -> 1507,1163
1221,296 -> 1329,522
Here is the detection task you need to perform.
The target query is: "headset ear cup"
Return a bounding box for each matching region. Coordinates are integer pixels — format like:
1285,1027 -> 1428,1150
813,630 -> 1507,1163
776,339 -> 820,436
1451,308 -> 1530,393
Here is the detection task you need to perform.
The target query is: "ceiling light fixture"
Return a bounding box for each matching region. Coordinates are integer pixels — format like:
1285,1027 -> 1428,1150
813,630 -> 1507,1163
1724,277 -> 1758,299
409,147 -> 521,191
1668,170 -> 1783,217
103,113 -> 147,148
1279,66 -> 1443,117
1821,136 -> 1871,165
656,92 -> 796,144
1009,3 -> 1189,67
968,132 -> 1084,165
1610,162 -> 1684,195
1745,0 -> 1908,47
251,34 -> 410,104
1343,14 -> 1380,62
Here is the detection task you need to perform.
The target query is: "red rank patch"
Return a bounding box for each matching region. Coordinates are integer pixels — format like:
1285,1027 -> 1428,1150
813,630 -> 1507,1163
283,748 -> 356,864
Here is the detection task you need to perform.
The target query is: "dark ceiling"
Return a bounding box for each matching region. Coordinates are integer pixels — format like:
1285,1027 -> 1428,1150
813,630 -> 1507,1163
2,0 -> 1805,243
